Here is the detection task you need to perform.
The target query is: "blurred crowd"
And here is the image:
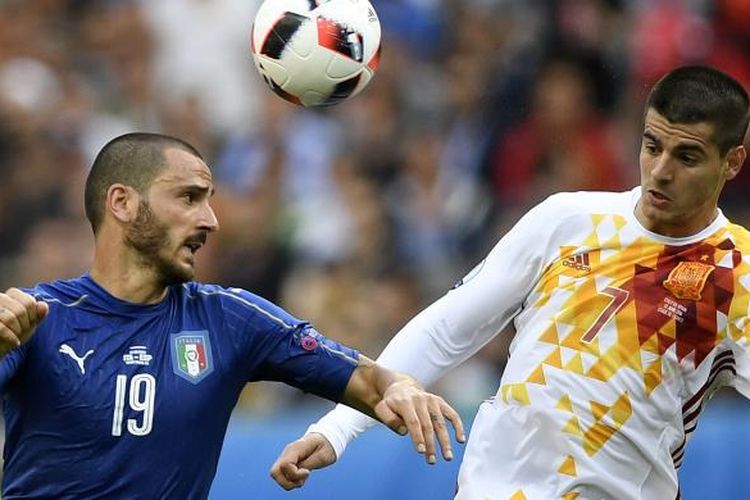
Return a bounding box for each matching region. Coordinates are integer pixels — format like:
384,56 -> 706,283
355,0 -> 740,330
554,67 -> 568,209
1,0 -> 750,415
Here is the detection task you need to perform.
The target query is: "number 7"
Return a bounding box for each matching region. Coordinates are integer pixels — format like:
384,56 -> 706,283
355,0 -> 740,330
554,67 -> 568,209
581,286 -> 630,343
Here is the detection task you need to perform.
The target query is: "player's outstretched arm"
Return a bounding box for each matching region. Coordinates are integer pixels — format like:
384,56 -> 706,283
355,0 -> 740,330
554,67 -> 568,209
270,355 -> 465,490
340,356 -> 465,463
0,288 -> 49,358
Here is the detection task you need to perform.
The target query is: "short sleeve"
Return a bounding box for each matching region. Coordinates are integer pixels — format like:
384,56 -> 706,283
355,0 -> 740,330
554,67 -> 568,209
212,286 -> 360,402
249,325 -> 359,402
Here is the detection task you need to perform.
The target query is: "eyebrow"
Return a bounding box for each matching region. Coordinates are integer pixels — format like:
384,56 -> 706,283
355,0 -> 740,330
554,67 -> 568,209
643,131 -> 660,144
643,131 -> 707,155
673,143 -> 707,155
179,184 -> 216,196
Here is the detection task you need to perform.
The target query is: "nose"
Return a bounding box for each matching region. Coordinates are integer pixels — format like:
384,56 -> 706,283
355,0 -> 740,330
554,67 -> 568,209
650,153 -> 674,183
200,202 -> 220,233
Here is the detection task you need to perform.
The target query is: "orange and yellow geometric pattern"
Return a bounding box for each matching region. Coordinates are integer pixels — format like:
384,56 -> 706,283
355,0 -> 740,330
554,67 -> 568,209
501,214 -> 750,461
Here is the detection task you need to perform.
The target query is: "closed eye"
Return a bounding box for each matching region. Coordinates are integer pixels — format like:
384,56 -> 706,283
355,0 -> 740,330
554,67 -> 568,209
679,154 -> 698,166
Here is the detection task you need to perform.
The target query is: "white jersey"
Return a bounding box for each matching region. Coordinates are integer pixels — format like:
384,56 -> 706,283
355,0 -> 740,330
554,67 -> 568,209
309,188 -> 750,500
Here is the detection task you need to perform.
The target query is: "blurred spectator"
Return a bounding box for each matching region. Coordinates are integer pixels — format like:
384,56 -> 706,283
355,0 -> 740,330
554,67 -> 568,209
203,145 -> 288,301
490,57 -> 626,215
143,0 -> 263,136
15,217 -> 92,286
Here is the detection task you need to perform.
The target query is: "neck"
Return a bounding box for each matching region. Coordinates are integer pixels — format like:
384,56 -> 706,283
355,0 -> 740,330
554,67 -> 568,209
634,198 -> 719,238
90,231 -> 168,305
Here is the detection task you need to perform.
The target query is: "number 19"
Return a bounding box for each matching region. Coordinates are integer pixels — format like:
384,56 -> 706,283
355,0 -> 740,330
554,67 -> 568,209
112,373 -> 156,437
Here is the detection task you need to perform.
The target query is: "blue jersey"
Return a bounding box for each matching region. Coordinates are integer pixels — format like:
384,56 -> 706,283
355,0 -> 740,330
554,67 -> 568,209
0,274 -> 359,499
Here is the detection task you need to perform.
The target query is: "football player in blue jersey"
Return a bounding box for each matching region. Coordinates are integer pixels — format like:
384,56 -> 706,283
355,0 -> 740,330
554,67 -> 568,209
0,132 -> 465,499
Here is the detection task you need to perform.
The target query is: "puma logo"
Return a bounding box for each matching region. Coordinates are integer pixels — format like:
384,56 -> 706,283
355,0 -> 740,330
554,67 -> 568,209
59,344 -> 95,375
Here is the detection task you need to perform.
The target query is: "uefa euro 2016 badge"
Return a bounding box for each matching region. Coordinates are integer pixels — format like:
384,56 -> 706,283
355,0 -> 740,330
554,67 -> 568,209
170,331 -> 214,384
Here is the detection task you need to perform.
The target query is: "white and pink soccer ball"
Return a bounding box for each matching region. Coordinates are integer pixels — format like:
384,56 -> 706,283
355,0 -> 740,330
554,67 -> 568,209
250,0 -> 382,107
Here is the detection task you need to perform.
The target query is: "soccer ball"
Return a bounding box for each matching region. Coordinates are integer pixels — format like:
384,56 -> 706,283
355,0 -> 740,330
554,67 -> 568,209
250,0 -> 382,107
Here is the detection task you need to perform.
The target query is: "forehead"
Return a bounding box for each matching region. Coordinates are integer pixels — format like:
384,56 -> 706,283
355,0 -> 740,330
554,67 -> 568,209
152,147 -> 213,188
643,108 -> 717,151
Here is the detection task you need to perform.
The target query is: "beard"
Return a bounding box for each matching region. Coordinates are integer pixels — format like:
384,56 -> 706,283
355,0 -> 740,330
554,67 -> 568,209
124,200 -> 194,286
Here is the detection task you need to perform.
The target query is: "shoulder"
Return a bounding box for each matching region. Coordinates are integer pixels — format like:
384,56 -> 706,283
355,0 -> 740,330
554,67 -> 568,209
21,276 -> 89,308
724,221 -> 750,251
179,282 -> 302,331
534,189 -> 634,219
512,189 -> 634,240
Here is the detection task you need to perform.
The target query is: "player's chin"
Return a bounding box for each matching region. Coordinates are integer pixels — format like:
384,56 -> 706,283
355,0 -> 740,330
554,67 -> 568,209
178,247 -> 198,267
177,259 -> 196,280
163,255 -> 196,284
641,201 -> 673,221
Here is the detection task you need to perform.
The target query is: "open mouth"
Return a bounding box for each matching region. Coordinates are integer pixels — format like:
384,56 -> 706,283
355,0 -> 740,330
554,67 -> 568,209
184,242 -> 202,254
183,234 -> 207,255
649,189 -> 670,201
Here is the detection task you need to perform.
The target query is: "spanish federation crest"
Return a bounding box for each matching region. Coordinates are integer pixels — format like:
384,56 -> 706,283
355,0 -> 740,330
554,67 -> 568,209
663,261 -> 715,301
170,331 -> 214,384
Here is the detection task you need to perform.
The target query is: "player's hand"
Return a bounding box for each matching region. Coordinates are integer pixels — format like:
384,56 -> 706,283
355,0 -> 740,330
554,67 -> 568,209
375,377 -> 465,465
0,288 -> 49,357
270,432 -> 336,490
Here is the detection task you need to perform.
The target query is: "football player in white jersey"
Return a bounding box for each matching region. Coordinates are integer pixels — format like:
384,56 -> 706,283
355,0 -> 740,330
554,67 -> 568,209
271,65 -> 750,500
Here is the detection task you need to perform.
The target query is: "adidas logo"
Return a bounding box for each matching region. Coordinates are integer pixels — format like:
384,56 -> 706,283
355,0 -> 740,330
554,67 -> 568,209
562,253 -> 591,273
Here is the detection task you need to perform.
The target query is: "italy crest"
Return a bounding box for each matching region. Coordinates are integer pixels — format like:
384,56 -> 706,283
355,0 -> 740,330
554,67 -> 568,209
170,331 -> 214,384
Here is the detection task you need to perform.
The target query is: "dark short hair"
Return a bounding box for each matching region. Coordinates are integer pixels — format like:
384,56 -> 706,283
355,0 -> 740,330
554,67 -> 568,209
646,66 -> 750,155
84,132 -> 203,234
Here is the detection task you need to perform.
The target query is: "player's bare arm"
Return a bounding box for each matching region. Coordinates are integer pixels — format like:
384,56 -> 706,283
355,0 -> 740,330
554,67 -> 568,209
343,355 -> 465,463
270,355 -> 465,490
0,288 -> 49,357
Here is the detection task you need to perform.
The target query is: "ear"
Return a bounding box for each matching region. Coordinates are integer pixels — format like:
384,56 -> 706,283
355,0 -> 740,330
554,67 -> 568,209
724,145 -> 746,181
106,184 -> 140,224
